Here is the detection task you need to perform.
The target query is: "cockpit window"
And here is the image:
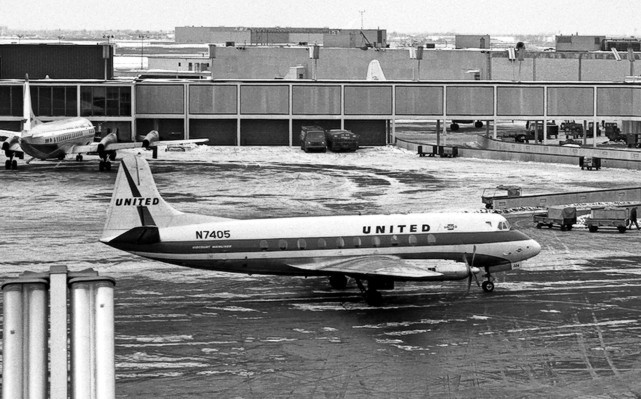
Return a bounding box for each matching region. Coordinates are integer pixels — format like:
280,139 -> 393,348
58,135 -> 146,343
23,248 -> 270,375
498,221 -> 511,230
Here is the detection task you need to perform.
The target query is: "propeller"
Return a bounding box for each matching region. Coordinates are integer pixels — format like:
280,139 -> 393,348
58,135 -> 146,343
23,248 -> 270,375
465,245 -> 481,293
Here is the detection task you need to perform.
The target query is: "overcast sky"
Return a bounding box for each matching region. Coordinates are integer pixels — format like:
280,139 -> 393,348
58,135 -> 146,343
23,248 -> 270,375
3,0 -> 640,36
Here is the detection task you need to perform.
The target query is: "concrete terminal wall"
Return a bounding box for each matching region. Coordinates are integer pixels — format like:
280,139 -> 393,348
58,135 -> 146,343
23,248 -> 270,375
205,47 -> 639,81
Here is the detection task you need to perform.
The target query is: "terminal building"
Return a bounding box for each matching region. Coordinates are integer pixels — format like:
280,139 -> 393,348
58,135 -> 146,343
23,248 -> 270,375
175,26 -> 387,48
2,42 -> 641,147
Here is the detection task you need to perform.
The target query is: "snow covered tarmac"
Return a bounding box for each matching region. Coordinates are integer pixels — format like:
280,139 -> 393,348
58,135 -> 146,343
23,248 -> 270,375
2,146 -> 641,397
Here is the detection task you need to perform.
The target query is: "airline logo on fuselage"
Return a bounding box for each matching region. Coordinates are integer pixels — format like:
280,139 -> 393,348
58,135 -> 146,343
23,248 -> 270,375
115,197 -> 160,206
362,224 -> 430,234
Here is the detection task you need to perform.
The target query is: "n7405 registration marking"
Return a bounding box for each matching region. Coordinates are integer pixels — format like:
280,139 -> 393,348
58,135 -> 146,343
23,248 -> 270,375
196,230 -> 231,239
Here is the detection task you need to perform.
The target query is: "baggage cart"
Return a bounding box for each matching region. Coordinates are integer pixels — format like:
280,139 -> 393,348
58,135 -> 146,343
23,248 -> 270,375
585,207 -> 629,233
533,206 -> 577,230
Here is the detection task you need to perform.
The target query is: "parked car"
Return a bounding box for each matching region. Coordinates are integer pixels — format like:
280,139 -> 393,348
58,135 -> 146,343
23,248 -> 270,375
300,125 -> 327,152
325,129 -> 359,152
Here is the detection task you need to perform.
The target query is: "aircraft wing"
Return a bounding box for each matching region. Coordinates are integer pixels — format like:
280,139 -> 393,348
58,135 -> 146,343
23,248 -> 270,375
68,139 -> 209,154
0,130 -> 23,152
290,255 -> 443,279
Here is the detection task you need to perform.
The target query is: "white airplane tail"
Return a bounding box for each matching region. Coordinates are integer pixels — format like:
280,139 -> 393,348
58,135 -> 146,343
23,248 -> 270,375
366,60 -> 386,81
101,155 -> 228,243
23,74 -> 41,132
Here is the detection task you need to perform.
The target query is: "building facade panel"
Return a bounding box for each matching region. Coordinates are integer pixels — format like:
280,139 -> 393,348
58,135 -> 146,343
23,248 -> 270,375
240,119 -> 289,145
189,85 -> 237,114
292,85 -> 341,115
344,86 -> 392,115
497,86 -> 544,116
597,87 -> 641,117
344,120 -> 387,146
0,44 -> 113,79
395,86 -> 443,116
446,86 -> 494,116
136,85 -> 184,114
240,85 -> 289,115
547,87 -> 594,116
190,119 -> 238,145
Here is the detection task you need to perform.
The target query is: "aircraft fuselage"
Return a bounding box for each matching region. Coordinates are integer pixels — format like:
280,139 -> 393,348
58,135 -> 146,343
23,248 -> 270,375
19,117 -> 95,160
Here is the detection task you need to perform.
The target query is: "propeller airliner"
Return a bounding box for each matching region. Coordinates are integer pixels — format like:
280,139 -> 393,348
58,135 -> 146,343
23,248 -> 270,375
0,75 -> 206,171
100,155 -> 541,305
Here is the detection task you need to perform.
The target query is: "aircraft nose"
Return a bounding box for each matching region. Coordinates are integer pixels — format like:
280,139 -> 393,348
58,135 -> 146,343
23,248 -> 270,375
528,239 -> 541,258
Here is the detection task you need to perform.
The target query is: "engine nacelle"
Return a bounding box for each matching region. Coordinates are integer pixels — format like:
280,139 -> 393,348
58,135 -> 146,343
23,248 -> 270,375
97,132 -> 118,155
142,130 -> 160,149
2,135 -> 20,152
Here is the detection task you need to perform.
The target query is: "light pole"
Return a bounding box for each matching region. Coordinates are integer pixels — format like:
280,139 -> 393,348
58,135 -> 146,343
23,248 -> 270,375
138,34 -> 148,70
17,34 -> 23,44
102,34 -> 114,44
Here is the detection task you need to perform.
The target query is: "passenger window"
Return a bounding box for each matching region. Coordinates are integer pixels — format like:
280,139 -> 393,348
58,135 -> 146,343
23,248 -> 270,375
259,240 -> 269,250
371,237 -> 381,247
297,239 -> 307,250
318,238 -> 327,249
409,235 -> 417,246
353,237 -> 362,248
336,237 -> 345,248
390,235 -> 399,246
279,239 -> 288,250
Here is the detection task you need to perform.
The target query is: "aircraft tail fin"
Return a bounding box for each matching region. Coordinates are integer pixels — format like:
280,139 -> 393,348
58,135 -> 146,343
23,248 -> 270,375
101,155 -> 184,243
366,60 -> 386,81
23,74 -> 41,132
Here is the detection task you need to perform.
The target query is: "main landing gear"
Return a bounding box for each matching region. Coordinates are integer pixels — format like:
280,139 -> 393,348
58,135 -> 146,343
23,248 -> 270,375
4,150 -> 20,170
327,274 -> 386,306
5,158 -> 17,170
98,151 -> 116,172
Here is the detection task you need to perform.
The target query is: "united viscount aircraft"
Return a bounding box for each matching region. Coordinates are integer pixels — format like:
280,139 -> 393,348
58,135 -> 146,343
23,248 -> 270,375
101,155 -> 541,305
0,75 -> 206,171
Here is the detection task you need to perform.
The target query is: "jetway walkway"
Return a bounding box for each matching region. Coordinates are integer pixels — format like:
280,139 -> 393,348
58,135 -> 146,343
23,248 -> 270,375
482,186 -> 641,210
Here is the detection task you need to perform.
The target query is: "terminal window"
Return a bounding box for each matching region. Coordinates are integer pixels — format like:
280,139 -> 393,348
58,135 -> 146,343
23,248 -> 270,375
81,86 -> 131,117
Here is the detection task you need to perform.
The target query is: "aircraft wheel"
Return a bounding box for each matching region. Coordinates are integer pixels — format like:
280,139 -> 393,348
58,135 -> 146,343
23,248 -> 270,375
329,274 -> 348,290
105,161 -> 112,171
588,225 -> 598,233
618,225 -> 627,233
365,290 -> 383,306
11,160 -> 17,170
536,223 -> 542,229
474,121 -> 483,128
99,161 -> 105,172
450,123 -> 459,131
76,154 -> 83,162
482,281 -> 494,293
5,160 -> 10,170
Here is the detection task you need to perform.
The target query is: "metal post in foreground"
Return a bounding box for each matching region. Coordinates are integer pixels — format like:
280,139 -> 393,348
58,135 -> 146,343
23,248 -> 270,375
1,268 -> 115,399
2,277 -> 48,399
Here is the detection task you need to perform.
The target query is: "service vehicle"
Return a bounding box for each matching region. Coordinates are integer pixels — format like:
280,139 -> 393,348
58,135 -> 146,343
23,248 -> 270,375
585,207 -> 629,233
481,185 -> 522,209
579,156 -> 601,170
533,206 -> 577,230
604,122 -> 623,141
300,125 -> 327,152
325,129 -> 359,152
526,121 -> 559,140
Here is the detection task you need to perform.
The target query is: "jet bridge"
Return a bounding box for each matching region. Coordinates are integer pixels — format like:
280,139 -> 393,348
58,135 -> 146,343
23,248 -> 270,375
483,186 -> 641,210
